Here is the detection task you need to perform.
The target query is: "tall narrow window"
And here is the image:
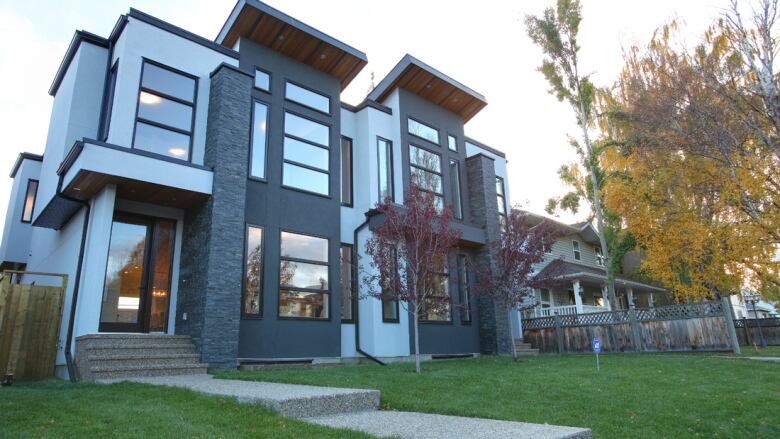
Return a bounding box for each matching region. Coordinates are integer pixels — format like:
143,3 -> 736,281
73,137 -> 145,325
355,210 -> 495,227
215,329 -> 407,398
595,246 -> 604,266
409,145 -> 443,209
134,60 -> 196,160
573,241 -> 581,261
340,244 -> 355,322
283,112 -> 330,196
381,247 -> 400,323
496,176 -> 507,230
421,262 -> 451,322
21,179 -> 38,223
457,255 -> 471,323
408,118 -> 439,144
285,82 -> 330,114
100,61 -> 118,141
448,134 -> 457,151
279,231 -> 330,319
341,137 -> 353,206
243,225 -> 264,317
377,137 -> 394,202
254,68 -> 270,91
449,159 -> 463,220
250,101 -> 269,179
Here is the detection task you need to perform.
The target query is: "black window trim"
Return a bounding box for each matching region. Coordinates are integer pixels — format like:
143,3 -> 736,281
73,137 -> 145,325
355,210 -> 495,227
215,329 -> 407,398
284,79 -> 332,116
341,136 -> 354,207
420,267 -> 453,324
457,254 -> 471,324
447,133 -> 458,152
408,143 -> 444,205
406,115 -> 440,146
377,136 -> 395,203
277,228 -> 332,321
242,223 -> 265,319
496,176 -> 507,216
381,246 -> 401,323
248,98 -> 271,182
253,65 -> 272,92
131,57 -> 198,163
20,179 -> 39,224
340,243 -> 356,323
281,109 -> 332,198
448,158 -> 464,220
99,59 -> 119,141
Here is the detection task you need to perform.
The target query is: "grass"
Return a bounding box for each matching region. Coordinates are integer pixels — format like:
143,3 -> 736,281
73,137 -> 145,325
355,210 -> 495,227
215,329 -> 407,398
735,345 -> 780,356
217,352 -> 780,438
0,379 -> 370,439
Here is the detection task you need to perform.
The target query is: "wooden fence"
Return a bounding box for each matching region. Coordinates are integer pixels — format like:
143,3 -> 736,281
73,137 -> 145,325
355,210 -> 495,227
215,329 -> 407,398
0,271 -> 67,381
734,318 -> 780,346
522,298 -> 741,354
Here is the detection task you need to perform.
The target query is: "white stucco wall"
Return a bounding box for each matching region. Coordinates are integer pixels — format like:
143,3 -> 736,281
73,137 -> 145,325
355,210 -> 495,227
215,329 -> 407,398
0,159 -> 42,264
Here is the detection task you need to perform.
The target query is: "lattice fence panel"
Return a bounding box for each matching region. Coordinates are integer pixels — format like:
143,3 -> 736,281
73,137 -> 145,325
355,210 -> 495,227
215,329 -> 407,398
523,316 -> 556,329
637,301 -> 723,321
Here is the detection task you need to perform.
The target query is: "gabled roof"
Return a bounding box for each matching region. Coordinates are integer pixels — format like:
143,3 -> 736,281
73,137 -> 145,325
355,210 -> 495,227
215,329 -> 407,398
216,0 -> 367,89
521,210 -> 600,245
367,54 -> 488,122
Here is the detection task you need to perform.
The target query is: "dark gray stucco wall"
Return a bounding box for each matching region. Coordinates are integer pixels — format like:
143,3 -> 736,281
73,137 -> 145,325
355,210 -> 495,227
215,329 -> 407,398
176,64 -> 252,368
237,39 -> 343,359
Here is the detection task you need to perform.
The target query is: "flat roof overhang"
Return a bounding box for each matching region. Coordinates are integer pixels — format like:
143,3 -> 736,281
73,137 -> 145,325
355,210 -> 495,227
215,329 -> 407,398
366,207 -> 486,248
368,54 -> 488,123
216,0 -> 367,90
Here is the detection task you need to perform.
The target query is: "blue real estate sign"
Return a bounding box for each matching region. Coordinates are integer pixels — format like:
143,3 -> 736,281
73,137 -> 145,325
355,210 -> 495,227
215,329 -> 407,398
592,337 -> 601,353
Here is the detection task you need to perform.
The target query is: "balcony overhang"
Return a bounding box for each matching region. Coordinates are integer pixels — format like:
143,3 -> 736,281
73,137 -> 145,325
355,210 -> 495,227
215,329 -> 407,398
368,54 -> 488,123
366,207 -> 486,248
216,0 -> 367,90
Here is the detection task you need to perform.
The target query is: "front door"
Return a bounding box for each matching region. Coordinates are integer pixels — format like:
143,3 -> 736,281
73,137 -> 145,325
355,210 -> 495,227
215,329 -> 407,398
99,213 -> 176,333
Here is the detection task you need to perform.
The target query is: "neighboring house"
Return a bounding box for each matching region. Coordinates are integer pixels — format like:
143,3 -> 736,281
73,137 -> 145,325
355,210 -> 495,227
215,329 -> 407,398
518,212 -> 669,321
0,0 -> 514,379
730,292 -> 778,319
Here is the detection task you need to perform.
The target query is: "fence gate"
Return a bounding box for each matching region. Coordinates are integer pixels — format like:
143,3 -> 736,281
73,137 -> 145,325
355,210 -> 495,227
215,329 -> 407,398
0,271 -> 67,382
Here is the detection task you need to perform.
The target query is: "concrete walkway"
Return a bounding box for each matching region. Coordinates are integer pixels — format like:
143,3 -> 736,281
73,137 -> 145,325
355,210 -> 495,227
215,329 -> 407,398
101,374 -> 591,438
745,356 -> 780,363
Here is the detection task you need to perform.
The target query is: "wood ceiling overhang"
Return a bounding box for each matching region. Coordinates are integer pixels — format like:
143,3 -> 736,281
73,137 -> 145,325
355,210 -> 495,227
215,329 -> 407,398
368,55 -> 488,123
217,0 -> 367,90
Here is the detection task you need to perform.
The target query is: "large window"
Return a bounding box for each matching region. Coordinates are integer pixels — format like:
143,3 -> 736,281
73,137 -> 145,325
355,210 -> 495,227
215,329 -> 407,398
382,247 -> 400,323
449,159 -> 463,220
341,137 -> 353,206
250,101 -> 269,179
408,117 -> 439,145
134,60 -> 196,160
286,81 -> 330,114
21,179 -> 38,223
377,137 -> 394,202
283,112 -> 330,196
243,225 -> 264,317
340,244 -> 355,322
421,263 -> 451,322
457,255 -> 471,323
496,176 -> 507,230
279,231 -> 330,319
572,241 -> 581,261
409,145 -> 443,209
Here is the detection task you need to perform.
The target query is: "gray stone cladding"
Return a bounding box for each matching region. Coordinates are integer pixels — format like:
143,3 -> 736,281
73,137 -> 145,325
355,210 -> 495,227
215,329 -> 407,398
176,64 -> 252,369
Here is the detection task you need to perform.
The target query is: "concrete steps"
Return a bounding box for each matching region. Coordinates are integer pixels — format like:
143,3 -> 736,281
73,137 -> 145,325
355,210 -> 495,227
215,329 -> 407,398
76,334 -> 207,381
514,341 -> 540,356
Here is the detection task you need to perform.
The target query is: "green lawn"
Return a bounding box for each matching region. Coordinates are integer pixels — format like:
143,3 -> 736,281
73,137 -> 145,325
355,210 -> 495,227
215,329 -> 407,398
218,352 -> 780,438
1,380 -> 369,439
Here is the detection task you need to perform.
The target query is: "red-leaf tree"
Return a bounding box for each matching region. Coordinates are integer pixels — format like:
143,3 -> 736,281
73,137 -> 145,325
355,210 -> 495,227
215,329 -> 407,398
472,209 -> 566,361
363,184 -> 462,373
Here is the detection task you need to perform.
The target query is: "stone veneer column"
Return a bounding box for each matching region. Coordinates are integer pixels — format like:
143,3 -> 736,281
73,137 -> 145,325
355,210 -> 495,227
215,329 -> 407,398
176,64 -> 252,368
466,154 -> 512,355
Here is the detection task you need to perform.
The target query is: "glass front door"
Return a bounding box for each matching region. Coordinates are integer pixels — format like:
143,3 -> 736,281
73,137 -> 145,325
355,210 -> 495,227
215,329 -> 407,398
99,213 -> 175,333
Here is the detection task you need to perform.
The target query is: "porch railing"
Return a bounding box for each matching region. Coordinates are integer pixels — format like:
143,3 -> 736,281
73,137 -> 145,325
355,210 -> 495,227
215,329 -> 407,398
522,304 -> 609,319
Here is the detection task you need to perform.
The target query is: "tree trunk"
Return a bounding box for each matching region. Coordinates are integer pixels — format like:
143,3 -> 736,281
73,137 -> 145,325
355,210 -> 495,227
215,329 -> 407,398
413,309 -> 421,374
509,308 -> 518,362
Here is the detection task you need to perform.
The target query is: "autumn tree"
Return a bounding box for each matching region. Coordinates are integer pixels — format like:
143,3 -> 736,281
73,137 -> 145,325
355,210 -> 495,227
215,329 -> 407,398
471,209 -> 564,361
526,0 -> 621,308
363,185 -> 462,373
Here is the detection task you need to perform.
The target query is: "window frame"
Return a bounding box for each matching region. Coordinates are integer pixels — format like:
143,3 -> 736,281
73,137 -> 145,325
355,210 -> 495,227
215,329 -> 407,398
248,98 -> 271,182
99,59 -> 119,141
408,143 -> 444,208
407,116 -> 440,145
340,136 -> 353,207
377,136 -> 395,202
447,134 -> 458,152
420,268 -> 453,324
284,80 -> 331,115
573,240 -> 582,261
594,245 -> 604,267
340,243 -> 356,323
131,58 -> 198,162
280,110 -> 332,198
449,158 -> 463,220
277,229 -> 331,321
253,66 -> 272,92
496,176 -> 507,229
242,224 -> 265,319
457,254 -> 471,324
20,179 -> 39,224
381,246 -> 400,323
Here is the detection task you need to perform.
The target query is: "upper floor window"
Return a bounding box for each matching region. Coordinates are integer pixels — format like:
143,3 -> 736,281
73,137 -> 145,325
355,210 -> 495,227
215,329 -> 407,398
496,176 -> 507,230
341,137 -> 353,206
409,145 -> 443,210
595,246 -> 604,266
449,159 -> 463,220
250,101 -> 269,179
286,82 -> 330,114
448,134 -> 457,152
243,225 -> 264,318
254,68 -> 270,91
378,137 -> 394,202
21,179 -> 38,223
408,118 -> 439,145
282,112 -> 330,196
134,60 -> 196,160
279,231 -> 330,319
572,241 -> 581,261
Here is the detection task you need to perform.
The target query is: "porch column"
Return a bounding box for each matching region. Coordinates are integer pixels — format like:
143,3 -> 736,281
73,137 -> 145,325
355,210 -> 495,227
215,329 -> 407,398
649,292 -> 655,308
573,280 -> 583,314
627,287 -> 635,309
601,285 -> 612,311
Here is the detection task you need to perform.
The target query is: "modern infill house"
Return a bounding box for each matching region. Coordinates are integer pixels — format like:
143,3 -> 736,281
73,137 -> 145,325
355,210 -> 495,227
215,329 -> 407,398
0,0 -> 667,380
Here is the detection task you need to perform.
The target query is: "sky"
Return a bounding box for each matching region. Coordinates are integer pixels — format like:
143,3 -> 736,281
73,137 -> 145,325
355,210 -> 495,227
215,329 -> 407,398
0,0 -> 728,229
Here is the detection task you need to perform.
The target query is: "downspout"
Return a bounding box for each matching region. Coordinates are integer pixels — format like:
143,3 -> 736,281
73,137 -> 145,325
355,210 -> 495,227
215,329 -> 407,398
353,215 -> 385,366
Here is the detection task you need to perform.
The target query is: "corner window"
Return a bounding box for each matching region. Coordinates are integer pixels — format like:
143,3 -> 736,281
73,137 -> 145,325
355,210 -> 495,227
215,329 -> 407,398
285,82 -> 330,114
283,112 -> 330,196
382,246 -> 400,323
595,246 -> 604,266
449,159 -> 463,220
250,101 -> 269,179
243,225 -> 264,317
448,134 -> 457,151
341,137 -> 353,206
21,179 -> 38,223
573,241 -> 581,261
377,137 -> 394,202
457,255 -> 471,323
409,145 -> 443,209
340,244 -> 355,322
133,60 -> 196,160
408,118 -> 439,144
254,68 -> 270,91
279,231 -> 330,319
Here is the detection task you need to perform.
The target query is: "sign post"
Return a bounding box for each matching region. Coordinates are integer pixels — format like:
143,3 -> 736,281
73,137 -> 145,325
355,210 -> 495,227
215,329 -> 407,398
592,337 -> 601,371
